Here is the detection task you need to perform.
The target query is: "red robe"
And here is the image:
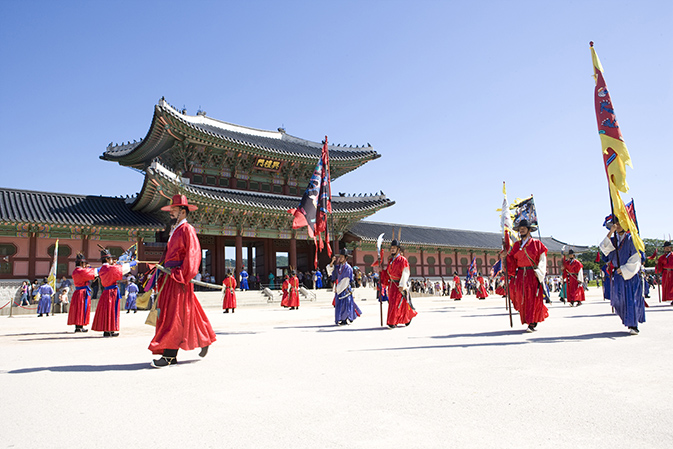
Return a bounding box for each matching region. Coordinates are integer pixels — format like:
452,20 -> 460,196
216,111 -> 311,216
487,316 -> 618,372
281,277 -> 290,306
382,254 -> 417,326
563,257 -> 586,303
92,264 -> 123,332
476,276 -> 488,299
222,276 -> 237,309
450,275 -> 463,299
149,222 -> 216,354
655,253 -> 673,301
495,274 -> 506,296
281,276 -> 300,308
506,238 -> 549,325
67,266 -> 97,326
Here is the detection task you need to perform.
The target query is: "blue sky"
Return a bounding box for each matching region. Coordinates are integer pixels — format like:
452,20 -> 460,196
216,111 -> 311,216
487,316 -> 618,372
1,0 -> 671,245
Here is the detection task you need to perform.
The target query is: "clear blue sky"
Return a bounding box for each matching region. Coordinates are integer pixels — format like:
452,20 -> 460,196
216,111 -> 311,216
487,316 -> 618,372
1,0 -> 671,246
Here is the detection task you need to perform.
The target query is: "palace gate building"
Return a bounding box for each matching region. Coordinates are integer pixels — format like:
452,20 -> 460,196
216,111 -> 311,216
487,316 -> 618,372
0,99 -> 585,284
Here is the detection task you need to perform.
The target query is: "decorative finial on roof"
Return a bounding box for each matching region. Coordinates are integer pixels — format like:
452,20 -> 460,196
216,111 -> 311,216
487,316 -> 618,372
367,143 -> 371,147
278,127 -> 286,133
589,41 -> 594,47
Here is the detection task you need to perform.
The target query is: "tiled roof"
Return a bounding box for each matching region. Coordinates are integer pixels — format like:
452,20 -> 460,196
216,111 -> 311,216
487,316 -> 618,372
103,99 -> 380,163
0,188 -> 164,229
347,221 -> 589,252
142,162 -> 393,215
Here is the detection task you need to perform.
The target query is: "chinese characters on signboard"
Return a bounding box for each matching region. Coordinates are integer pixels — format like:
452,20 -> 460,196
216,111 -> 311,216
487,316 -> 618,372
254,157 -> 282,172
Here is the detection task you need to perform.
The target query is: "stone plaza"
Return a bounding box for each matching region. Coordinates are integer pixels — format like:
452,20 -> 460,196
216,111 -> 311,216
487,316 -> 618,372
2,286 -> 672,448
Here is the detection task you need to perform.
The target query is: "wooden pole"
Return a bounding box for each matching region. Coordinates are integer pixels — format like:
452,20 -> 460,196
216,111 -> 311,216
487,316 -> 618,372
503,255 -> 513,328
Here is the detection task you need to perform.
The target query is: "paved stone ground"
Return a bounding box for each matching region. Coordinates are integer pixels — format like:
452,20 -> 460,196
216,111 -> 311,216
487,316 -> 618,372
2,287 -> 672,449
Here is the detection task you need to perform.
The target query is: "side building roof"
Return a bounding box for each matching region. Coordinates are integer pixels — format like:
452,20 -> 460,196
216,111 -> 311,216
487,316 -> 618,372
0,187 -> 164,230
347,221 -> 589,253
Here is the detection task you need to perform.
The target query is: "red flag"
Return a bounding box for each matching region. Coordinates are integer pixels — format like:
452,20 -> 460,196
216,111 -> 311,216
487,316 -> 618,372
594,251 -> 601,263
648,248 -> 658,260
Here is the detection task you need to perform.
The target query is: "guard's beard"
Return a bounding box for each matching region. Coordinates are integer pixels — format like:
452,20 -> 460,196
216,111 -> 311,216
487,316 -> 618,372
168,217 -> 177,227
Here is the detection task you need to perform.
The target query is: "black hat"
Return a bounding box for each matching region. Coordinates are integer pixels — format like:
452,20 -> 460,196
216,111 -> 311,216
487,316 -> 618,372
42,277 -> 48,284
76,253 -> 86,263
391,239 -> 400,247
516,219 -> 537,231
568,249 -> 575,255
290,270 -> 296,275
339,248 -> 350,257
664,242 -> 672,248
100,249 -> 113,261
226,270 -> 232,275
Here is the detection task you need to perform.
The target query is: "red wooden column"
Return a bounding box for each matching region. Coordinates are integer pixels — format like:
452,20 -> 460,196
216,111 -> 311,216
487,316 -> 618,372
438,249 -> 443,277
454,249 -> 459,275
420,248 -> 425,277
235,232 -> 243,276
28,233 -> 37,280
484,251 -> 489,274
290,233 -> 297,270
215,235 -> 226,283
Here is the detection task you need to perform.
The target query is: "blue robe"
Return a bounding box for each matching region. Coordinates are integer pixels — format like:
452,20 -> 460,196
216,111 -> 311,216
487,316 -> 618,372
601,233 -> 645,328
331,262 -> 361,324
601,264 -> 611,300
37,284 -> 54,314
315,271 -> 323,289
240,271 -> 249,290
125,282 -> 139,310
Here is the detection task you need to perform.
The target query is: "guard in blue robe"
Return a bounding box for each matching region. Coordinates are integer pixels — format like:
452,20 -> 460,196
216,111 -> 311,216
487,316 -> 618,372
37,279 -> 54,317
600,221 -> 645,334
240,270 -> 249,290
315,270 -> 323,289
601,263 -> 611,300
125,279 -> 139,313
327,249 -> 362,325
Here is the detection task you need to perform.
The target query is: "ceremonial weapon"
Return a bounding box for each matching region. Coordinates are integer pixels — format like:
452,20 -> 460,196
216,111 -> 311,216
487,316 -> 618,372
501,243 -> 513,328
376,232 -> 385,327
156,264 -> 224,290
658,273 -> 662,303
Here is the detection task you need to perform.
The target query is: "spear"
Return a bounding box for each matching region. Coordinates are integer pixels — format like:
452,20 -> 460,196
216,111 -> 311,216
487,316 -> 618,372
376,232 -> 385,326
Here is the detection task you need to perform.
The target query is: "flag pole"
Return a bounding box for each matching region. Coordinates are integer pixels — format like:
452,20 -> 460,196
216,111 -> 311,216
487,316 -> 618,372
502,245 -> 513,327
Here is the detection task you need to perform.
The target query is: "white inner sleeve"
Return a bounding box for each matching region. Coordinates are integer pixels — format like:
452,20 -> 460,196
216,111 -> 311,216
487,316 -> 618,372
399,267 -> 410,290
599,235 -> 615,256
620,251 -> 641,280
577,267 -> 584,284
326,265 -> 335,277
121,263 -> 131,275
337,277 -> 350,294
534,253 -> 547,284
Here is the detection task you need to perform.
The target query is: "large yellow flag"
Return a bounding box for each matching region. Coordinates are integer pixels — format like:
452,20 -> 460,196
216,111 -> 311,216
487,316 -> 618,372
590,42 -> 644,252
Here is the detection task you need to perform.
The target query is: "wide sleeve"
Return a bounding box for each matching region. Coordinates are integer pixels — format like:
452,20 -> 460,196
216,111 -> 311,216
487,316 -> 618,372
534,252 -> 547,284
655,257 -> 663,274
620,251 -> 641,281
336,265 -> 353,294
599,235 -> 615,256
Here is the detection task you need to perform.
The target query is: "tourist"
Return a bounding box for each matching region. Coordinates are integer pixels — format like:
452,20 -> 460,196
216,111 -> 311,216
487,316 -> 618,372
268,272 -> 275,289
315,269 -> 323,289
501,219 -> 549,333
19,281 -> 30,306
327,249 -> 362,325
563,250 -> 586,306
378,240 -> 417,328
599,218 -> 645,334
655,241 -> 673,304
92,249 -> 135,337
125,276 -> 139,313
36,278 -> 54,317
222,270 -> 237,313
149,194 -> 216,368
67,253 -> 97,332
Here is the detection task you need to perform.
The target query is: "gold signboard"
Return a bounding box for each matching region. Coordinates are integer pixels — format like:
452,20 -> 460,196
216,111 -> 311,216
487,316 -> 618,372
254,157 -> 282,172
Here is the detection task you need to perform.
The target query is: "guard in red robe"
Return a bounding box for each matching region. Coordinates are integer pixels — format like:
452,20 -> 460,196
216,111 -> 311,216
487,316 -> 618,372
503,220 -> 549,332
655,242 -> 673,302
281,271 -> 300,309
450,273 -> 463,300
222,270 -> 237,313
562,250 -> 586,306
92,249 -> 134,337
280,275 -> 290,306
380,240 -> 417,328
149,195 -> 216,368
495,273 -> 506,297
67,253 -> 97,333
476,273 -> 488,299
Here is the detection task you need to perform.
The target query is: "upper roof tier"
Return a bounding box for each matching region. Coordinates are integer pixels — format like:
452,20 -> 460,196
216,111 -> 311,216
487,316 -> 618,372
101,98 -> 380,178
